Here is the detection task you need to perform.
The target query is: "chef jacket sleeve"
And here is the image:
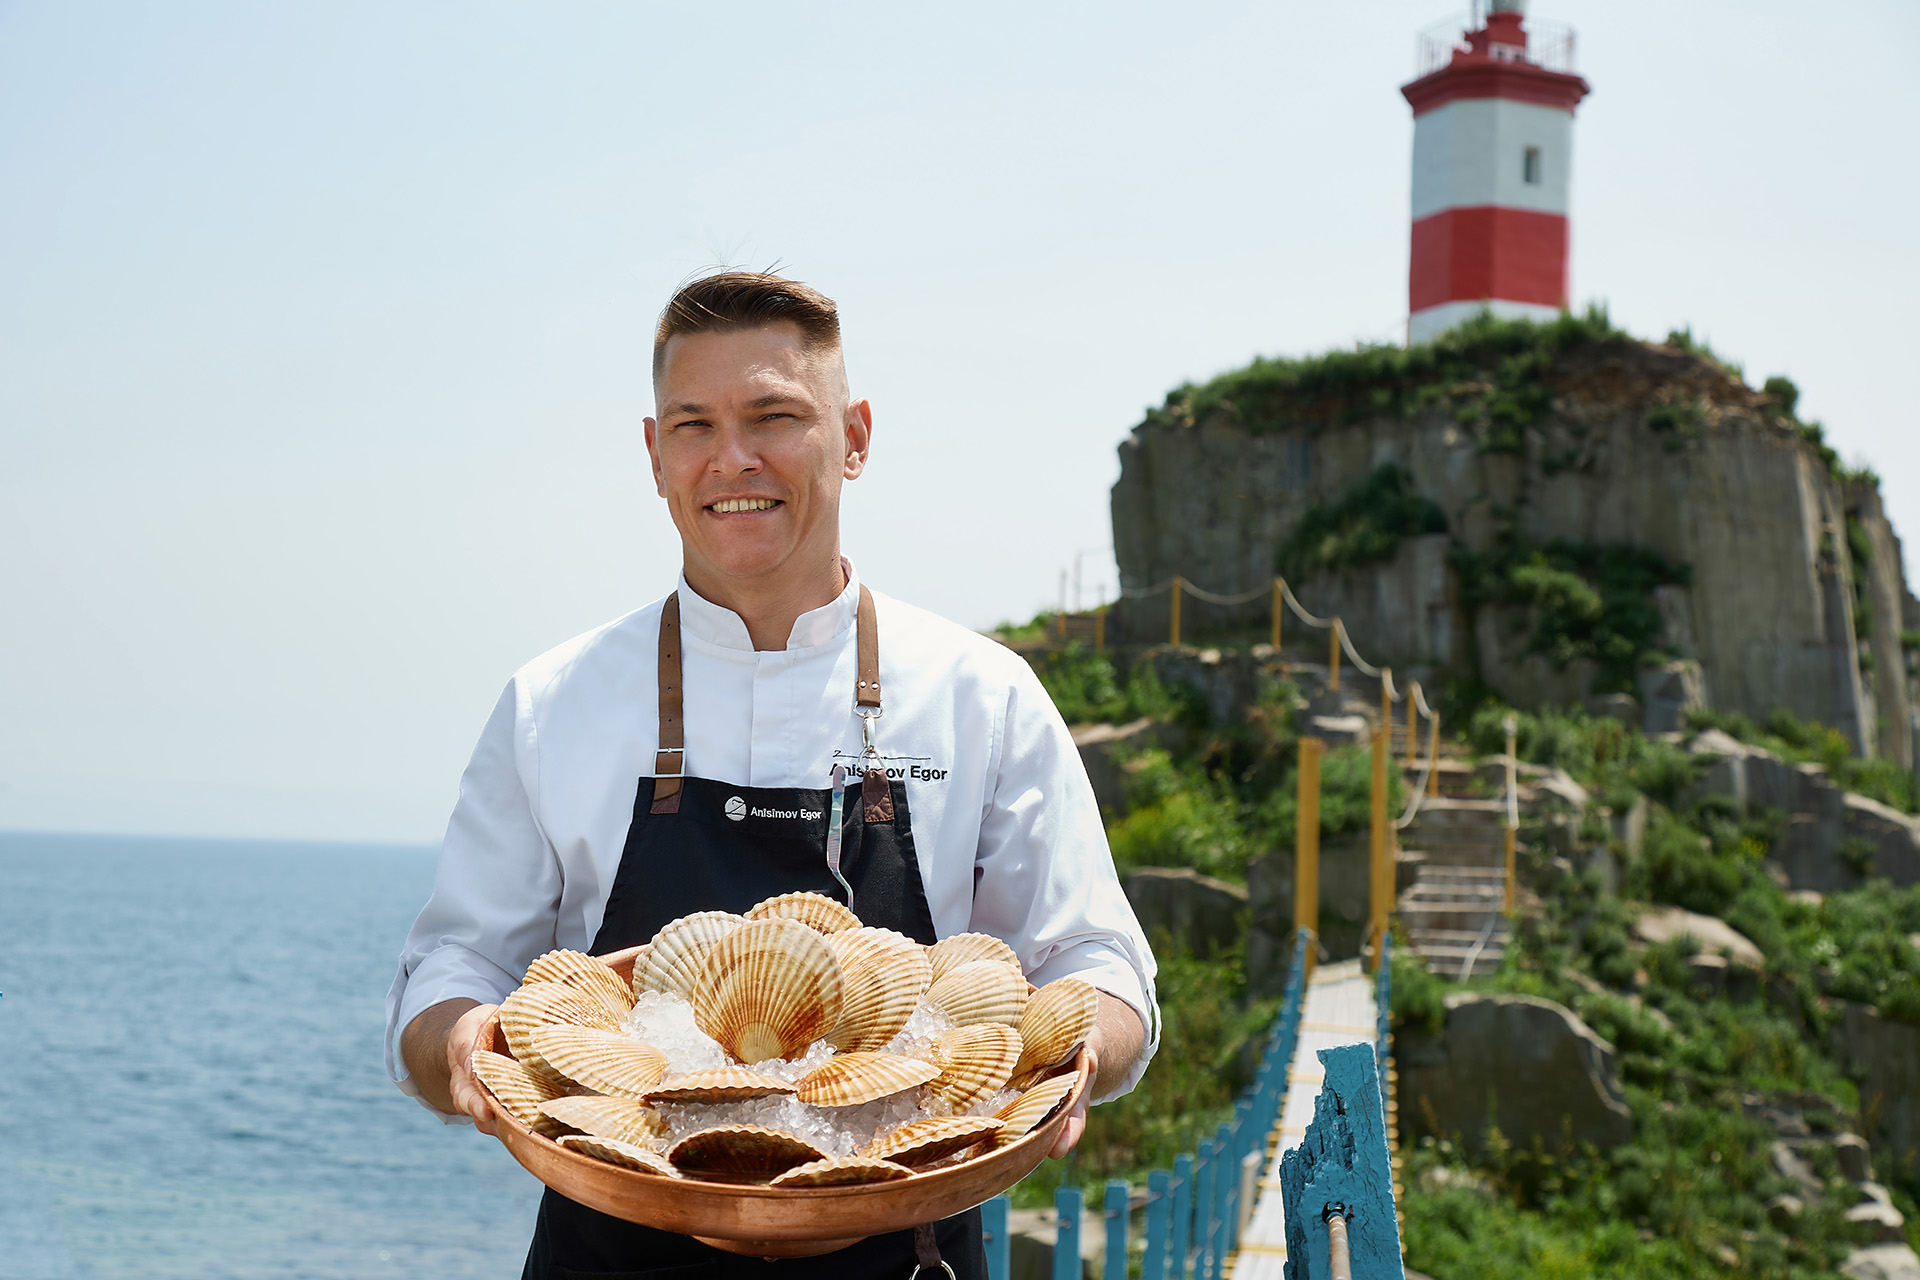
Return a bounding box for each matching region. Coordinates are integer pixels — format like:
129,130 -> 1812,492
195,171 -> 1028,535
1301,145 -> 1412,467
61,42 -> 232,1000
383,678 -> 564,1121
968,658 -> 1161,1104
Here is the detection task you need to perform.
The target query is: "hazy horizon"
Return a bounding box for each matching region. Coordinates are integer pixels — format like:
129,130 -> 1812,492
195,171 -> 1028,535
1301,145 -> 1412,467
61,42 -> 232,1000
5,1 -> 1915,844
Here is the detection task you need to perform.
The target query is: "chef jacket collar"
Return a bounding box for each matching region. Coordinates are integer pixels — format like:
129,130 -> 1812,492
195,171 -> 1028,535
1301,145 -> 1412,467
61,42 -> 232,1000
676,557 -> 862,653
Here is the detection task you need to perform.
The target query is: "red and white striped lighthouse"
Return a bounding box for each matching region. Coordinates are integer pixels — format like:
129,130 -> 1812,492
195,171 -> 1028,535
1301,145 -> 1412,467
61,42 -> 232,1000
1402,0 -> 1591,345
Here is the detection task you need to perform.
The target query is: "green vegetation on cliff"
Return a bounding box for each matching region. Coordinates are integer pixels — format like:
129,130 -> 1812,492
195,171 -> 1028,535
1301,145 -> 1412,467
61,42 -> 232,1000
1143,305 -> 1625,442
1275,463 -> 1447,579
1452,536 -> 1692,695
1014,643 -> 1920,1276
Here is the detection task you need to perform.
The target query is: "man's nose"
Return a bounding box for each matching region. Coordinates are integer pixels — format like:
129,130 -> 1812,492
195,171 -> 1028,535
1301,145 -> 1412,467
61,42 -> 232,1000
708,423 -> 762,474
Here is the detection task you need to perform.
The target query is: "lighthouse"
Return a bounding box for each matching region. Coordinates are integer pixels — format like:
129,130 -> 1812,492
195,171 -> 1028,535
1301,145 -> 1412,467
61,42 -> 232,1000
1402,0 -> 1591,345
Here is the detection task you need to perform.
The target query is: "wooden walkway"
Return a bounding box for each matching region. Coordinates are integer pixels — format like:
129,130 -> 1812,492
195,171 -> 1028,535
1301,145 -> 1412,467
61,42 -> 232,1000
1228,959 -> 1380,1280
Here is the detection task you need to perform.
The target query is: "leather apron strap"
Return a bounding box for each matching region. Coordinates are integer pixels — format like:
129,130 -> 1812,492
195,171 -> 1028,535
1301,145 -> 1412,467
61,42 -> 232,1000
652,583 -> 886,817
649,592 -> 685,814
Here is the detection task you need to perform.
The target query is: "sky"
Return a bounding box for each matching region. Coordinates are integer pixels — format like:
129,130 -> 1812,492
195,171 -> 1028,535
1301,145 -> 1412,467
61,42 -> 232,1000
3,1 -> 1916,843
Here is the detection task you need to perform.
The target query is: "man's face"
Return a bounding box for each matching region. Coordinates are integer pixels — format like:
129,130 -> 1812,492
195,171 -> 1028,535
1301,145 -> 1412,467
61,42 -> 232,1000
644,324 -> 870,592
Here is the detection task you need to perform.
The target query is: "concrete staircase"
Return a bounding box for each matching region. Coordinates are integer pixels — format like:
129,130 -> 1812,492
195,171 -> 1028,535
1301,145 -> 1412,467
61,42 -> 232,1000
1398,798 -> 1510,979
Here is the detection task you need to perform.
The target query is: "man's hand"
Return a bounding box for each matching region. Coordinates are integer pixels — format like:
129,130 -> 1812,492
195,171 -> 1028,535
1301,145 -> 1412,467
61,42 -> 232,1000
1048,993 -> 1146,1160
401,997 -> 501,1132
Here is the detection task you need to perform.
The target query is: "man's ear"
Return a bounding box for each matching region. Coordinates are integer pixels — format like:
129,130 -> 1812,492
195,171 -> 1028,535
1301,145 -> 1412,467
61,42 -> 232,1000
643,416 -> 666,497
844,399 -> 873,481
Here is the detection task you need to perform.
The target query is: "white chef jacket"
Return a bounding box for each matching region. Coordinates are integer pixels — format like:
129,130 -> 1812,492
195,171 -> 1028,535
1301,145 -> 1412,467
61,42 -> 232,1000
385,561 -> 1160,1118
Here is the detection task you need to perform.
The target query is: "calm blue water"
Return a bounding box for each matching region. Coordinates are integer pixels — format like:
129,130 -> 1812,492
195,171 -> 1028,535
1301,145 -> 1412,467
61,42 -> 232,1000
0,831 -> 543,1278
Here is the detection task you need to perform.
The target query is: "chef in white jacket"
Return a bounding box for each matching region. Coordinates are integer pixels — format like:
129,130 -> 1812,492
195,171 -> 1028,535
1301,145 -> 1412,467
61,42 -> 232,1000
386,270 -> 1158,1280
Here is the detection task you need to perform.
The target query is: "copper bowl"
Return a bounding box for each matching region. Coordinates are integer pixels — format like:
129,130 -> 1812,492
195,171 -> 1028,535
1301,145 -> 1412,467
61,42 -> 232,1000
479,944 -> 1091,1258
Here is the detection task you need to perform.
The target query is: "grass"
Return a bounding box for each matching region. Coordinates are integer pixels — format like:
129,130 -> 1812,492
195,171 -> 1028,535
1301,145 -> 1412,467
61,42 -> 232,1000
1141,305 -> 1626,440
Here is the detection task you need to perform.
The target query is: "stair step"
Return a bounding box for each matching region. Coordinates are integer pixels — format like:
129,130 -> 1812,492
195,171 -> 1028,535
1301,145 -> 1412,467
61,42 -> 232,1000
1406,924 -> 1511,945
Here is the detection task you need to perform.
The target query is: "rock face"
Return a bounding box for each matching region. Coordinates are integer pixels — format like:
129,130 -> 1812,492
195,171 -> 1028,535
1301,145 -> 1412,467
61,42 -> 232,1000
1397,993 -> 1634,1156
1633,905 -> 1765,969
1108,338 -> 1914,760
1830,1002 -> 1920,1185
1689,732 -> 1920,889
1121,867 -> 1248,961
1246,836 -> 1373,994
1844,1245 -> 1920,1280
1072,717 -> 1158,817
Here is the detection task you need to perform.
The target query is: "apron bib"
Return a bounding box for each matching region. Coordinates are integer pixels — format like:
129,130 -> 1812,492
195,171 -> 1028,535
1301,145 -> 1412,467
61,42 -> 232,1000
522,587 -> 984,1280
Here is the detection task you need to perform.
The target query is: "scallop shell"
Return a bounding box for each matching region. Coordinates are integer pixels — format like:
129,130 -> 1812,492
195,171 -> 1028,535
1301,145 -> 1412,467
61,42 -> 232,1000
794,1052 -> 940,1107
926,959 -> 1029,1027
537,1095 -> 664,1147
769,1156 -> 915,1187
559,1134 -> 682,1177
1011,978 -> 1100,1083
528,1025 -> 668,1099
859,1115 -> 1005,1166
470,1049 -> 567,1135
928,1024 -> 1023,1110
826,927 -> 932,1052
746,891 -> 861,935
641,1066 -> 798,1104
524,948 -> 633,1017
991,1072 -> 1080,1144
498,981 -> 622,1077
927,932 -> 1020,984
667,1125 -> 827,1182
634,912 -> 744,1001
690,917 -> 844,1064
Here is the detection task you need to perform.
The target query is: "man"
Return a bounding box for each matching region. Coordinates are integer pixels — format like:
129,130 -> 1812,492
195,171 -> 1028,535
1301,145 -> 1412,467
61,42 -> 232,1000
386,271 -> 1158,1279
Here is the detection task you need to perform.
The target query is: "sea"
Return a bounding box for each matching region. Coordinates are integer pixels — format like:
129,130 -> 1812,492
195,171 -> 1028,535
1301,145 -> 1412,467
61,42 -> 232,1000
0,830 -> 544,1279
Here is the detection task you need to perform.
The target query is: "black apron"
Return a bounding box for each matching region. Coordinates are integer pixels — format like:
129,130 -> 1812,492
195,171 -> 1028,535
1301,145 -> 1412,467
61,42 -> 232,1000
522,587 -> 985,1280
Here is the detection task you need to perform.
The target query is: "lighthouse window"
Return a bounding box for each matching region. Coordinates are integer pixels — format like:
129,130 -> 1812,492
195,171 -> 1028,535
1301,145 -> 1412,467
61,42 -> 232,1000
1523,147 -> 1542,184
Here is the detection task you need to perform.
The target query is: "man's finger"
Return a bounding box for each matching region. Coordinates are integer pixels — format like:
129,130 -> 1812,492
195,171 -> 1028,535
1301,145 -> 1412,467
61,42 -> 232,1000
454,1056 -> 500,1135
1049,1111 -> 1087,1159
1048,1074 -> 1094,1159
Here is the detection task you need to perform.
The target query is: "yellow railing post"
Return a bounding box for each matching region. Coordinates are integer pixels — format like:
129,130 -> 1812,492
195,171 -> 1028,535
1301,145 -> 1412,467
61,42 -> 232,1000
1329,620 -> 1342,692
1368,720 -> 1389,974
1504,826 -> 1518,916
1095,606 -> 1106,652
1426,712 -> 1441,799
1380,668 -> 1392,749
1271,577 -> 1283,652
1503,714 -> 1519,915
1296,736 -> 1323,980
1170,576 -> 1183,647
1405,686 -> 1420,770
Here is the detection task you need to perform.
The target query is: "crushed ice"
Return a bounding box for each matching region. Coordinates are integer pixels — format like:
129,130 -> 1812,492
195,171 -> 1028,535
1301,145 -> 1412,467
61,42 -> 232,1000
879,996 -> 956,1059
622,989 -> 727,1074
655,1087 -> 933,1159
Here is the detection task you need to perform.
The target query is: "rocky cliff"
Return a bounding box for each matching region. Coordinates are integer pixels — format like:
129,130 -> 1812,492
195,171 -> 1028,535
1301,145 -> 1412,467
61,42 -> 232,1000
1109,312 -> 1919,764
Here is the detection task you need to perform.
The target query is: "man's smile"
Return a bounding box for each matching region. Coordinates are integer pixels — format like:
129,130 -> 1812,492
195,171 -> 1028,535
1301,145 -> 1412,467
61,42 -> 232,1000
706,497 -> 784,515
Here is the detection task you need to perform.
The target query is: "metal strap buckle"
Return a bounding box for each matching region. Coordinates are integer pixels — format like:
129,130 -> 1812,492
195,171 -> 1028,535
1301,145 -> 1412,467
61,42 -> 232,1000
907,1265 -> 956,1280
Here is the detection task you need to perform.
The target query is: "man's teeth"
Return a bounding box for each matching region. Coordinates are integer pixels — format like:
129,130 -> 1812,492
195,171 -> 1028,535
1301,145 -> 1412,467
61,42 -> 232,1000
712,498 -> 778,514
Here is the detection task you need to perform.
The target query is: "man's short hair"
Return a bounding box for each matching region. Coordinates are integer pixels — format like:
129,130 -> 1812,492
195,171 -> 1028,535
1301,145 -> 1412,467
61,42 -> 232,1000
652,271 -> 841,382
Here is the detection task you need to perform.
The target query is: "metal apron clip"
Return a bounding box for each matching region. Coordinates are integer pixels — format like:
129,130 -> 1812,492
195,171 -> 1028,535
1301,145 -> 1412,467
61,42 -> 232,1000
825,763 -> 854,907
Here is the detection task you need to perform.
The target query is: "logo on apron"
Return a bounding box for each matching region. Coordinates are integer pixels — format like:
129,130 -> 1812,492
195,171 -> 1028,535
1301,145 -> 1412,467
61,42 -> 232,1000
724,796 -> 747,821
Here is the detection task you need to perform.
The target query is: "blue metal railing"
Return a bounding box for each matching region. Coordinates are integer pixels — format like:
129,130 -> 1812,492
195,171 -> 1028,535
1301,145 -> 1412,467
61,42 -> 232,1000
981,927 -> 1313,1280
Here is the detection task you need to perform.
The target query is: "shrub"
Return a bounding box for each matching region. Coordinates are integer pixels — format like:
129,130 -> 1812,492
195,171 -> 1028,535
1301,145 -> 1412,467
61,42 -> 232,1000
1452,538 -> 1690,694
1105,750 -> 1252,880
1275,463 -> 1447,580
